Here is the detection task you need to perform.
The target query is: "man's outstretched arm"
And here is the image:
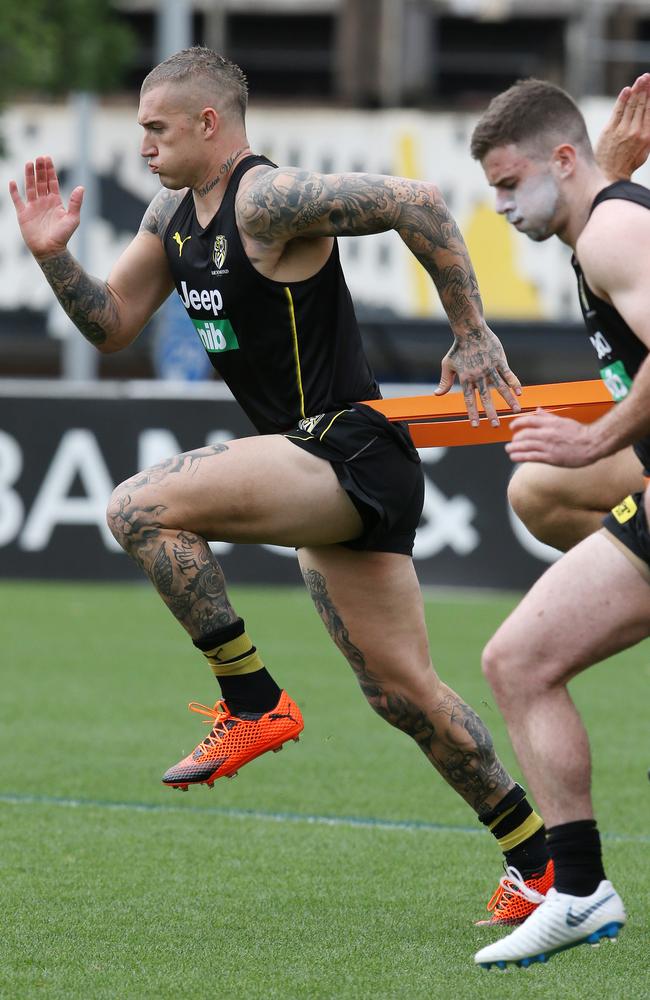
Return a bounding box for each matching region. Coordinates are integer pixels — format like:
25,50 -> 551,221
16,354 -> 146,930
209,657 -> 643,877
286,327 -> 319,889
508,203 -> 650,466
10,156 -> 177,351
238,167 -> 521,425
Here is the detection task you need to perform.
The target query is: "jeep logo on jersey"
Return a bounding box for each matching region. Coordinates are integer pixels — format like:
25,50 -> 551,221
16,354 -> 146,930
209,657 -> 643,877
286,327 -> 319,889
179,280 -> 223,316
213,236 -> 228,270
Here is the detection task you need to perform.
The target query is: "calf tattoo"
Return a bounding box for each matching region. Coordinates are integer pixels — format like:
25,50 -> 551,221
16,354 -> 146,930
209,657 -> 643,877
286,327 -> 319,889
302,566 -> 510,815
106,444 -> 235,638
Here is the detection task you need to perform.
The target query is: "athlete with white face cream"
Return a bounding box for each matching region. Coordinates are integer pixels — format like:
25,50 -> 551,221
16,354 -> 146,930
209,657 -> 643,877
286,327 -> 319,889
497,77 -> 650,555
468,77 -> 650,969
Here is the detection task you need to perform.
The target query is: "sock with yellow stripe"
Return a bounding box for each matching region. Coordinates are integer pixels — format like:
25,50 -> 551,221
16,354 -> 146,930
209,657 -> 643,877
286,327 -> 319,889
193,618 -> 281,715
481,783 -> 549,876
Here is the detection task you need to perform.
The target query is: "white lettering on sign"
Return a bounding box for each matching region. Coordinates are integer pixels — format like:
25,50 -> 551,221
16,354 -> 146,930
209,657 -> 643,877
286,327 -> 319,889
0,427 -> 240,554
0,430 -> 24,546
20,430 -> 120,551
413,473 -> 479,559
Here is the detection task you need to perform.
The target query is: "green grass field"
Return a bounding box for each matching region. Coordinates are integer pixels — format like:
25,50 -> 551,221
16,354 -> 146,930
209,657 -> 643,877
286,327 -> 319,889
1,580 -> 648,1000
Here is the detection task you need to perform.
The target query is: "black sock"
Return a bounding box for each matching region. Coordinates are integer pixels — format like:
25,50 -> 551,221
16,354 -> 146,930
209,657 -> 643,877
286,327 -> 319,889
504,827 -> 549,877
481,783 -> 549,876
217,667 -> 282,716
193,620 -> 281,714
546,819 -> 606,896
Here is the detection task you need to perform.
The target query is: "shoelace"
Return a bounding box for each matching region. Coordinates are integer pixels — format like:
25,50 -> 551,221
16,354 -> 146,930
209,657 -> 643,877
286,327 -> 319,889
187,700 -> 233,753
487,865 -> 548,913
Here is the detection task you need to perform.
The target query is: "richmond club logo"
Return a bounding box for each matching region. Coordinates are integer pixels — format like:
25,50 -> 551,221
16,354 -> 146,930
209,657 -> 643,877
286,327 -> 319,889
212,236 -> 228,270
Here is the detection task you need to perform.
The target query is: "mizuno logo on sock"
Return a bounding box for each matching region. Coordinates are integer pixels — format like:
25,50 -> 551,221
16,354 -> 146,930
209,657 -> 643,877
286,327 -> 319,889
566,892 -> 616,927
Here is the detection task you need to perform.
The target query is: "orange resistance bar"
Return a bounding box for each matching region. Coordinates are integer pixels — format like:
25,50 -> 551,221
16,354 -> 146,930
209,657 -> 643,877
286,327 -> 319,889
363,379 -> 613,447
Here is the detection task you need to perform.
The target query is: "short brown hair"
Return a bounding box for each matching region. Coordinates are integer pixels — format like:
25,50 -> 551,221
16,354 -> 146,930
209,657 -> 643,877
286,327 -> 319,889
470,79 -> 593,162
142,46 -> 248,121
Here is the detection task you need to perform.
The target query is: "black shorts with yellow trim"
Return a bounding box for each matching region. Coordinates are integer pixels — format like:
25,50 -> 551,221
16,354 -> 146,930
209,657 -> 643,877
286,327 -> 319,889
602,490 -> 650,582
284,403 -> 424,556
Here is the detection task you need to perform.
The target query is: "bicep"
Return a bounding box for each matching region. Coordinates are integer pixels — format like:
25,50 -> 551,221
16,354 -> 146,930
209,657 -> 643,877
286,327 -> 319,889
106,231 -> 174,344
582,223 -> 650,351
608,281 -> 650,350
238,168 -> 433,241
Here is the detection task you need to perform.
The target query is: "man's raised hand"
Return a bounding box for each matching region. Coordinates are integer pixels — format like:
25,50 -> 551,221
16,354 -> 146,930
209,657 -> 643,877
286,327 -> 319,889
596,73 -> 650,181
9,156 -> 84,260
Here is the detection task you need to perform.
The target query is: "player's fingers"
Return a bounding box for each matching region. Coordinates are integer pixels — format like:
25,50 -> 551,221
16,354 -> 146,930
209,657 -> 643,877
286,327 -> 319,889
34,156 -> 49,198
46,157 -> 60,196
8,180 -> 25,212
630,73 -> 650,95
630,91 -> 647,130
609,87 -> 631,128
501,365 -> 522,396
67,186 -> 85,218
476,376 -> 500,426
505,446 -> 552,464
492,367 -> 522,412
434,358 -> 456,396
24,161 -> 36,201
509,413 -> 541,432
462,380 -> 480,426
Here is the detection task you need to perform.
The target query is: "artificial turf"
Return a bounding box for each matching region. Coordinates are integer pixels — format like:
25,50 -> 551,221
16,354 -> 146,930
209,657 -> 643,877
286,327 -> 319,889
1,581 -> 648,999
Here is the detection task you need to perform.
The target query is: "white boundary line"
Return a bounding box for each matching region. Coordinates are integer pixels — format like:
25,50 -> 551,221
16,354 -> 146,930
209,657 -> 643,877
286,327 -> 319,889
0,792 -> 647,843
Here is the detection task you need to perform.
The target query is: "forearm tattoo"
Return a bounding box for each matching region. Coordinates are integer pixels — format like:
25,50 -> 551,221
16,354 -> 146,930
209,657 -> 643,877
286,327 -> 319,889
38,252 -> 118,346
107,444 -> 236,637
302,567 -> 510,816
239,168 -> 483,333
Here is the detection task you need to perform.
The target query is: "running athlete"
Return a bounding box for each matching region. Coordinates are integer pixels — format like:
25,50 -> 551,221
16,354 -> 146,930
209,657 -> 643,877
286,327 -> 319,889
470,78 -> 650,968
505,74 -> 650,553
10,47 -> 552,927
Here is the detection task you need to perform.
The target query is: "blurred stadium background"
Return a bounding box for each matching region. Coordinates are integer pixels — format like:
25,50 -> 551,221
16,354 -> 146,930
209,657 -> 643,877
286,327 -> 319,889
4,0 -> 650,590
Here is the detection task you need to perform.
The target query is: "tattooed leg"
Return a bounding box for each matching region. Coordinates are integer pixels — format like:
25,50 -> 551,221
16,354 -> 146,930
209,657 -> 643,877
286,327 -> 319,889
107,445 -> 237,640
301,562 -> 512,817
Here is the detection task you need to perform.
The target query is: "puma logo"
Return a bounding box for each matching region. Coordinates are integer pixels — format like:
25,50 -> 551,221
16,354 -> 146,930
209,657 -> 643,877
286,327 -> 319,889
173,231 -> 192,256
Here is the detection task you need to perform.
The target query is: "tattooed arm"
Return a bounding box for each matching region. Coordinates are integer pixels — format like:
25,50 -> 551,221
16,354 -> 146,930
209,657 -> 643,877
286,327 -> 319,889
238,166 -> 521,423
9,156 -> 177,351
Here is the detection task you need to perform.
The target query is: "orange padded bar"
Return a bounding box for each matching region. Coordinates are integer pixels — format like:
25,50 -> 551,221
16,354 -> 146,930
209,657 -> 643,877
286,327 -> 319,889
363,380 -> 613,447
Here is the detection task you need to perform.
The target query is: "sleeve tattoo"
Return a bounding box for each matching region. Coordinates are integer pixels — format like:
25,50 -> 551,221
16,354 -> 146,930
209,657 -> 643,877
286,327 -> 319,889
239,169 -> 483,326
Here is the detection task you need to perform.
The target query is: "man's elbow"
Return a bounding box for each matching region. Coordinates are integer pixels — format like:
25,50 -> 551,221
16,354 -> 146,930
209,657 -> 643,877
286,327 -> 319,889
91,325 -> 140,354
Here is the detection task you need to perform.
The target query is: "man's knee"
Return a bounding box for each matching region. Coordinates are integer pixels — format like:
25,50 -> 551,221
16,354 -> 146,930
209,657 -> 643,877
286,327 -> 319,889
508,464 -> 556,539
482,633 -> 527,708
106,479 -> 158,552
482,629 -> 569,709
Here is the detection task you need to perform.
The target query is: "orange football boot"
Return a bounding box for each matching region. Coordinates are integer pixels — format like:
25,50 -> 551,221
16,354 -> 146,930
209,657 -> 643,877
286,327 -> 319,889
162,689 -> 303,790
475,860 -> 555,926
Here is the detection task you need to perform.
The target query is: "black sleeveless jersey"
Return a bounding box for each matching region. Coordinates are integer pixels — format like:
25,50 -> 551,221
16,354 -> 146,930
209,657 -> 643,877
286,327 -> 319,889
163,154 -> 380,433
571,180 -> 650,469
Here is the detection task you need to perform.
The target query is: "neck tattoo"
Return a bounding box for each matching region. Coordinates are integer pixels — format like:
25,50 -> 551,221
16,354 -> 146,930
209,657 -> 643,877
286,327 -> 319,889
196,146 -> 250,198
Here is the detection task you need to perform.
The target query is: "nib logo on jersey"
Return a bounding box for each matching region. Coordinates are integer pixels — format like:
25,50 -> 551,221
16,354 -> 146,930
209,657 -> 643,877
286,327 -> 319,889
178,280 -> 239,354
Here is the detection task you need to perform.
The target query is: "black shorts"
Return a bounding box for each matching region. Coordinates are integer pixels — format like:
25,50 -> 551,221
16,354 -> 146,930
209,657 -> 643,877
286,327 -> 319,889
602,490 -> 650,581
284,403 -> 424,555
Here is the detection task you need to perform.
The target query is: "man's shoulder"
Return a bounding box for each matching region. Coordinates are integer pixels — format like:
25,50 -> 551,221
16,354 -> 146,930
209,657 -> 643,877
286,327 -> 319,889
139,188 -> 189,240
235,163 -> 292,243
579,197 -> 649,256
